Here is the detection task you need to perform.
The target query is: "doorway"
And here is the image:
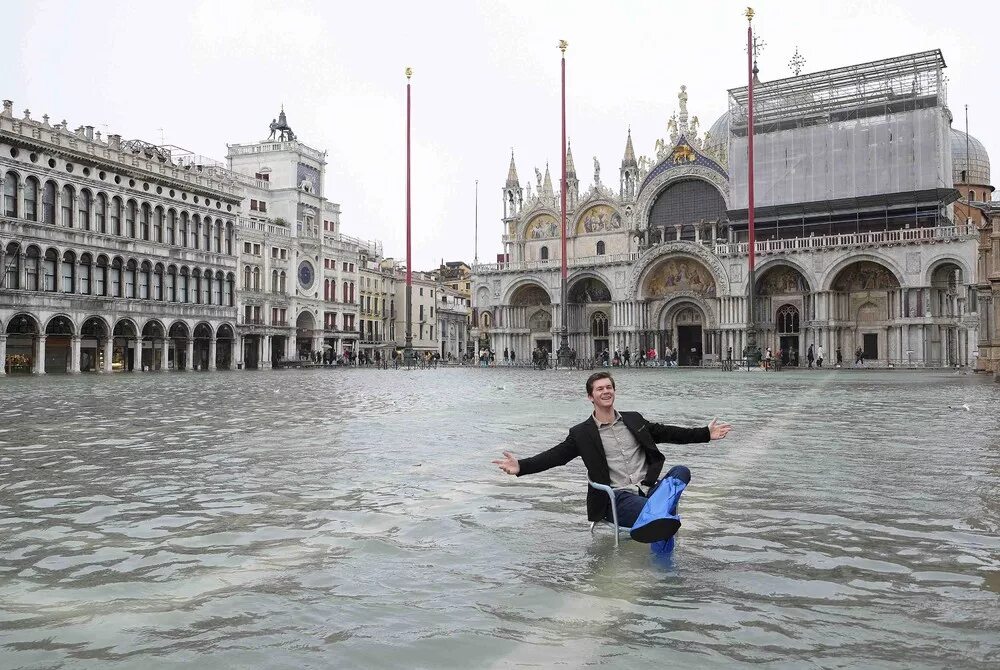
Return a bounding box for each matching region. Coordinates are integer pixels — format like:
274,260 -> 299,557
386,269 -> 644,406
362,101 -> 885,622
677,325 -> 703,366
863,333 -> 878,361
779,335 -> 799,366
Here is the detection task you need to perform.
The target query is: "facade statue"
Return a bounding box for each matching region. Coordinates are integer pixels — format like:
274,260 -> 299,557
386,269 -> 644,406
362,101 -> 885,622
593,156 -> 601,184
535,167 -> 543,191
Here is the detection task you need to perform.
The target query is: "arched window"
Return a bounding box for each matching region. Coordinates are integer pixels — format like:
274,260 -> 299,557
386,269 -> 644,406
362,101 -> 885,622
139,261 -> 151,300
591,311 -> 609,337
3,243 -> 19,289
42,181 -> 56,224
253,267 -> 260,291
179,212 -> 189,247
225,222 -> 234,255
203,218 -> 211,251
79,253 -> 92,295
969,189 -> 975,202
95,256 -> 108,296
25,246 -> 40,290
203,270 -> 212,304
24,177 -> 38,221
279,271 -> 286,293
125,259 -> 138,298
3,171 -> 17,217
61,250 -> 76,292
179,268 -> 189,302
776,304 -> 800,334
78,189 -> 92,231
61,184 -> 74,227
214,221 -> 222,253
192,270 -> 202,304
166,210 -> 177,245
226,273 -> 235,306
43,248 -> 58,291
596,240 -> 606,256
166,266 -> 177,302
244,265 -> 251,290
272,269 -> 279,292
110,258 -> 123,297
192,216 -> 201,249
95,194 -> 107,233
125,200 -> 137,237
153,264 -> 164,300
540,246 -> 549,261
213,272 -> 222,305
110,197 -> 122,235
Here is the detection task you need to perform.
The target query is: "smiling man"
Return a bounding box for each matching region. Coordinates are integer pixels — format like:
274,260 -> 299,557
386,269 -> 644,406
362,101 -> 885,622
493,372 -> 731,542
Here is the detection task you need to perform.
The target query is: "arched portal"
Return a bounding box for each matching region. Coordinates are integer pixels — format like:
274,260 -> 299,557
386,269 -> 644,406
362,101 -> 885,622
112,319 -> 139,372
169,321 -> 190,370
831,260 -> 900,364
756,264 -> 810,364
775,304 -> 801,366
5,313 -> 39,374
568,276 -> 612,358
44,316 -> 74,373
658,301 -> 707,366
216,323 -> 235,370
193,322 -> 214,371
81,316 -> 109,372
142,320 -> 167,371
296,311 -> 316,359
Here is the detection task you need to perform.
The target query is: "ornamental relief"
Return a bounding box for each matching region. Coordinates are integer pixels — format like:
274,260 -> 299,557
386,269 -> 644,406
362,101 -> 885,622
524,214 -> 559,240
644,257 -> 717,298
575,204 -> 623,235
627,242 -> 730,299
832,261 -> 900,292
758,266 -> 808,295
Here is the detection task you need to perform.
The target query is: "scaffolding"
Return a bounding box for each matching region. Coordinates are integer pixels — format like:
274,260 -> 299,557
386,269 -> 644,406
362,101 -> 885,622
728,49 -> 947,134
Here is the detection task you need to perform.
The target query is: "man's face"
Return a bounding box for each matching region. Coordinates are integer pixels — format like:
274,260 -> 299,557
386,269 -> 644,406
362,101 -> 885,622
588,379 -> 615,411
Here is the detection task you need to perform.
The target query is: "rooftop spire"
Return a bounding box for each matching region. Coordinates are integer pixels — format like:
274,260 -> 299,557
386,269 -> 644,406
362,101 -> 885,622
506,149 -> 520,187
565,139 -> 577,177
622,127 -> 637,167
542,162 -> 554,196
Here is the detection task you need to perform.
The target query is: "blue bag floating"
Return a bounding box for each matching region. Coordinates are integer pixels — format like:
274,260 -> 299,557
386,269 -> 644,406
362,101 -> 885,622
629,476 -> 686,544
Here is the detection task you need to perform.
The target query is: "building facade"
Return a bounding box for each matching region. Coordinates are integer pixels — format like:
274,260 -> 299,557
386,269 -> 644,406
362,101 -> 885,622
473,50 -> 985,368
1,99 -> 241,375
226,111 -> 380,368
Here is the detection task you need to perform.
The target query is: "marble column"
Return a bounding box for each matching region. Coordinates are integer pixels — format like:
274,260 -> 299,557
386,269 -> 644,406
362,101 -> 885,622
208,336 -> 217,371
161,337 -> 170,371
34,335 -> 46,375
0,334 -> 6,375
70,336 -> 81,373
134,336 -> 143,371
103,337 -> 113,373
186,338 -> 195,371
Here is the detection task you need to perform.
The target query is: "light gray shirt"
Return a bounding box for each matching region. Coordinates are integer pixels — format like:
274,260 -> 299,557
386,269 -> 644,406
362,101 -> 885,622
594,411 -> 646,492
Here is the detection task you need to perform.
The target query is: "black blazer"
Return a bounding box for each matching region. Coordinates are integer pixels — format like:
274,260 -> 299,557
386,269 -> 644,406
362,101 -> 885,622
516,411 -> 710,522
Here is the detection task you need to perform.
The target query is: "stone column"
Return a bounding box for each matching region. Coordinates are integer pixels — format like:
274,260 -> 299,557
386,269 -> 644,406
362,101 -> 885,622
0,334 -> 6,376
208,336 -> 217,371
235,335 -> 243,370
34,335 -> 46,375
161,337 -> 170,371
134,336 -> 143,371
70,336 -> 81,373
103,337 -> 113,372
186,338 -> 195,371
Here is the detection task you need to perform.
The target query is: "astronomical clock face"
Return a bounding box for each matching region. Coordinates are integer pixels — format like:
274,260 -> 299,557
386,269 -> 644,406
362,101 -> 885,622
298,260 -> 315,290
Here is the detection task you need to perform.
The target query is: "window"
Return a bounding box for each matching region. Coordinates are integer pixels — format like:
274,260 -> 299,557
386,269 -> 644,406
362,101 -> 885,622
178,213 -> 188,247
166,267 -> 176,302
591,311 -> 609,337
253,243 -> 261,255
349,263 -> 354,272
25,247 -> 40,290
279,271 -> 286,293
95,257 -> 107,295
540,246 -> 549,261
95,194 -> 107,233
250,199 -> 258,211
272,269 -> 278,292
167,210 -> 176,245
203,219 -> 211,250
2,172 -> 16,217
596,240 -> 606,255
24,178 -> 38,221
253,267 -> 260,291
280,248 -> 287,260
244,265 -> 251,290
61,251 -> 75,292
272,247 -> 278,258
419,287 -> 423,296
125,200 -> 137,237
254,172 -> 269,181
139,262 -> 150,300
343,262 -> 348,272
430,306 -> 434,318
125,260 -> 137,298
110,197 -> 122,235
420,305 -> 424,321
79,189 -> 92,230
79,254 -> 92,294
154,208 -> 164,243
43,249 -> 57,291
42,181 -> 56,224
259,201 -> 266,213
139,204 -> 150,240
244,242 -> 252,254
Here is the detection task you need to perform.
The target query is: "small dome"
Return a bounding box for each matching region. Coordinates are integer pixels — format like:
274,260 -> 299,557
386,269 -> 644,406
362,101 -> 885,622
706,111 -> 729,149
951,129 -> 990,186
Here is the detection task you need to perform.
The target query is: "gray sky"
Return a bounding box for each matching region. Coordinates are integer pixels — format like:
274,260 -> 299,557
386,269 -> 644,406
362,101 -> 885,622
5,0 -> 996,269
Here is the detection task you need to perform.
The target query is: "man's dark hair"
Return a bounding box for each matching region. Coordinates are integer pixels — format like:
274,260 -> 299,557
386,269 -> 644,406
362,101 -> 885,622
586,372 -> 615,396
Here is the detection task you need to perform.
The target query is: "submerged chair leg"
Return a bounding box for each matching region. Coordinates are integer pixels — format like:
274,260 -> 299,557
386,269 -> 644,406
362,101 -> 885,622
588,480 -> 621,547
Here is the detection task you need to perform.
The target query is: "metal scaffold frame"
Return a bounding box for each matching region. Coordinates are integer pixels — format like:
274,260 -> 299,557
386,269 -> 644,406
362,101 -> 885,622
728,49 -> 947,134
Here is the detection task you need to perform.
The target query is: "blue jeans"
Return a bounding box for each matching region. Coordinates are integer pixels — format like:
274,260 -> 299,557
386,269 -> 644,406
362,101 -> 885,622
605,465 -> 691,527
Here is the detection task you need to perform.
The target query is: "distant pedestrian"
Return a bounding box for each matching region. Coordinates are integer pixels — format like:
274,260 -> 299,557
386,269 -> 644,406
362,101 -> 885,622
503,347 -> 510,365
836,346 -> 843,367
510,349 -> 516,365
816,345 -> 825,368
623,347 -> 631,367
855,347 -> 864,367
807,344 -> 815,369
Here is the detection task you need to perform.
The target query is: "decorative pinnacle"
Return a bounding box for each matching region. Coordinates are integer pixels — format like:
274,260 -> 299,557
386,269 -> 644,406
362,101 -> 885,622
745,6 -> 754,22
788,46 -> 806,76
558,39 -> 568,54
405,67 -> 413,79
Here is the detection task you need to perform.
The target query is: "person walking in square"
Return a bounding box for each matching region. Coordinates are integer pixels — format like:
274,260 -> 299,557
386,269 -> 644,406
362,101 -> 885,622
807,344 -> 815,369
816,345 -> 825,368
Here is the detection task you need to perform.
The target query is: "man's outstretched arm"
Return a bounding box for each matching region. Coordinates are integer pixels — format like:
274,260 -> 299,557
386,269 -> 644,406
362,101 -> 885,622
493,432 -> 580,477
647,417 -> 732,444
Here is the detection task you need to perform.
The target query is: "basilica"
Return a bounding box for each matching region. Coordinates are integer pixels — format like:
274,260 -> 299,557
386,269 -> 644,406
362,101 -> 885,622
472,49 -> 985,368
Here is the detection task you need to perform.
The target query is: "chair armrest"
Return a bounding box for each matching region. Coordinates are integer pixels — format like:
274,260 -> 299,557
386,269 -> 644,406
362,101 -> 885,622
588,480 -> 619,531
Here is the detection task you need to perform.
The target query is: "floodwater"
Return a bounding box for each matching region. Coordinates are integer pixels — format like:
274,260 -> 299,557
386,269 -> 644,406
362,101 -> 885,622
0,368 -> 998,669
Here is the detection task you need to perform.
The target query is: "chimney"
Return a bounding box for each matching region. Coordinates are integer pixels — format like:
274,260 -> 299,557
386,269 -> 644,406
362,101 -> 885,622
85,125 -> 94,140
108,134 -> 121,151
1,100 -> 12,117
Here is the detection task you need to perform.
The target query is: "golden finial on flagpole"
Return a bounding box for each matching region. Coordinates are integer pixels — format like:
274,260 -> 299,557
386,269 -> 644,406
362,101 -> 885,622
558,40 -> 568,54
405,67 -> 413,80
745,7 -> 754,22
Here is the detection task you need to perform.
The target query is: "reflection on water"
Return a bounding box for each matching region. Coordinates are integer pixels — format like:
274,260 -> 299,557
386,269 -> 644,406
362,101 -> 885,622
1,369 -> 998,668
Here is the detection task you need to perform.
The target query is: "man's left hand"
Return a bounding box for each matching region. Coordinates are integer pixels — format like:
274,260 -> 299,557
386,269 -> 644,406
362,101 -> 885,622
708,418 -> 732,440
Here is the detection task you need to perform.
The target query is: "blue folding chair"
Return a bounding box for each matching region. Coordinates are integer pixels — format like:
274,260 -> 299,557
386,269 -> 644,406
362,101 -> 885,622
588,481 -> 630,546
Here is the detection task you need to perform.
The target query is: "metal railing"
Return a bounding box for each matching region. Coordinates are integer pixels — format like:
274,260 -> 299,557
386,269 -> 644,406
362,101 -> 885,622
713,224 -> 974,257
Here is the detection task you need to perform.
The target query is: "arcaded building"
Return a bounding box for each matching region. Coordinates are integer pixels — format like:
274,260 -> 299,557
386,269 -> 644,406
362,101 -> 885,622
472,50 -> 985,367
1,100 -> 241,374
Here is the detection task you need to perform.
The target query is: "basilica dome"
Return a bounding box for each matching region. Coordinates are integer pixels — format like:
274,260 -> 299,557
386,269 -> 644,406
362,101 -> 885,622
950,128 -> 990,186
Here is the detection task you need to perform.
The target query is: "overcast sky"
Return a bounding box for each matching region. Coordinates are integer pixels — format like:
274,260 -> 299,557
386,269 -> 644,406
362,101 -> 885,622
5,0 -> 996,269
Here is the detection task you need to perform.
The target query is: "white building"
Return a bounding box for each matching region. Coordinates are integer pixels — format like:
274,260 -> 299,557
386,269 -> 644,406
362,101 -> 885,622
226,110 -> 381,367
1,99 -> 241,374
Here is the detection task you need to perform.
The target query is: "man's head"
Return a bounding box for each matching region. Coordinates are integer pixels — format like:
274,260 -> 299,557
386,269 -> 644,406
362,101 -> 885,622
586,372 -> 616,412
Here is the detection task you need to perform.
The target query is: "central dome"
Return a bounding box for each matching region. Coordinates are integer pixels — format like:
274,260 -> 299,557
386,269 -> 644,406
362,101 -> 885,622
951,129 -> 990,186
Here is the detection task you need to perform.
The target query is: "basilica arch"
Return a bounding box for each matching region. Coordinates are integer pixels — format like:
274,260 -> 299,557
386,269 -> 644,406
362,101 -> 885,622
754,261 -> 812,366
567,273 -> 613,358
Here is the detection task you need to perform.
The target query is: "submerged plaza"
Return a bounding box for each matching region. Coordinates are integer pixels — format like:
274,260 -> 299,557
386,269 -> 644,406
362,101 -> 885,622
2,2 -> 1000,668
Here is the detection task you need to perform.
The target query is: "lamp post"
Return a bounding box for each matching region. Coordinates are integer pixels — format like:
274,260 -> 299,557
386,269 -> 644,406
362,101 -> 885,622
556,39 -> 572,369
404,67 -> 415,366
743,8 -> 761,367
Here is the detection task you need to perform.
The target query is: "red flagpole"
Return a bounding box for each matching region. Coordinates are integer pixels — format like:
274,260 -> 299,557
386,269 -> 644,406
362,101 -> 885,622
404,67 -> 413,361
560,47 -> 568,282
747,22 -> 755,273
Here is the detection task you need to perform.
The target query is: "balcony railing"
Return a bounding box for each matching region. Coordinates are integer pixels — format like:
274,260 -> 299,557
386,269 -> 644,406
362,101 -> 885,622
473,252 -> 640,273
713,224 -> 974,257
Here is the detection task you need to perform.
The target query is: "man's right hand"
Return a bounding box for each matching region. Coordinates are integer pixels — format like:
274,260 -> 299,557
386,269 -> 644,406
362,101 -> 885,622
492,451 -> 520,475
